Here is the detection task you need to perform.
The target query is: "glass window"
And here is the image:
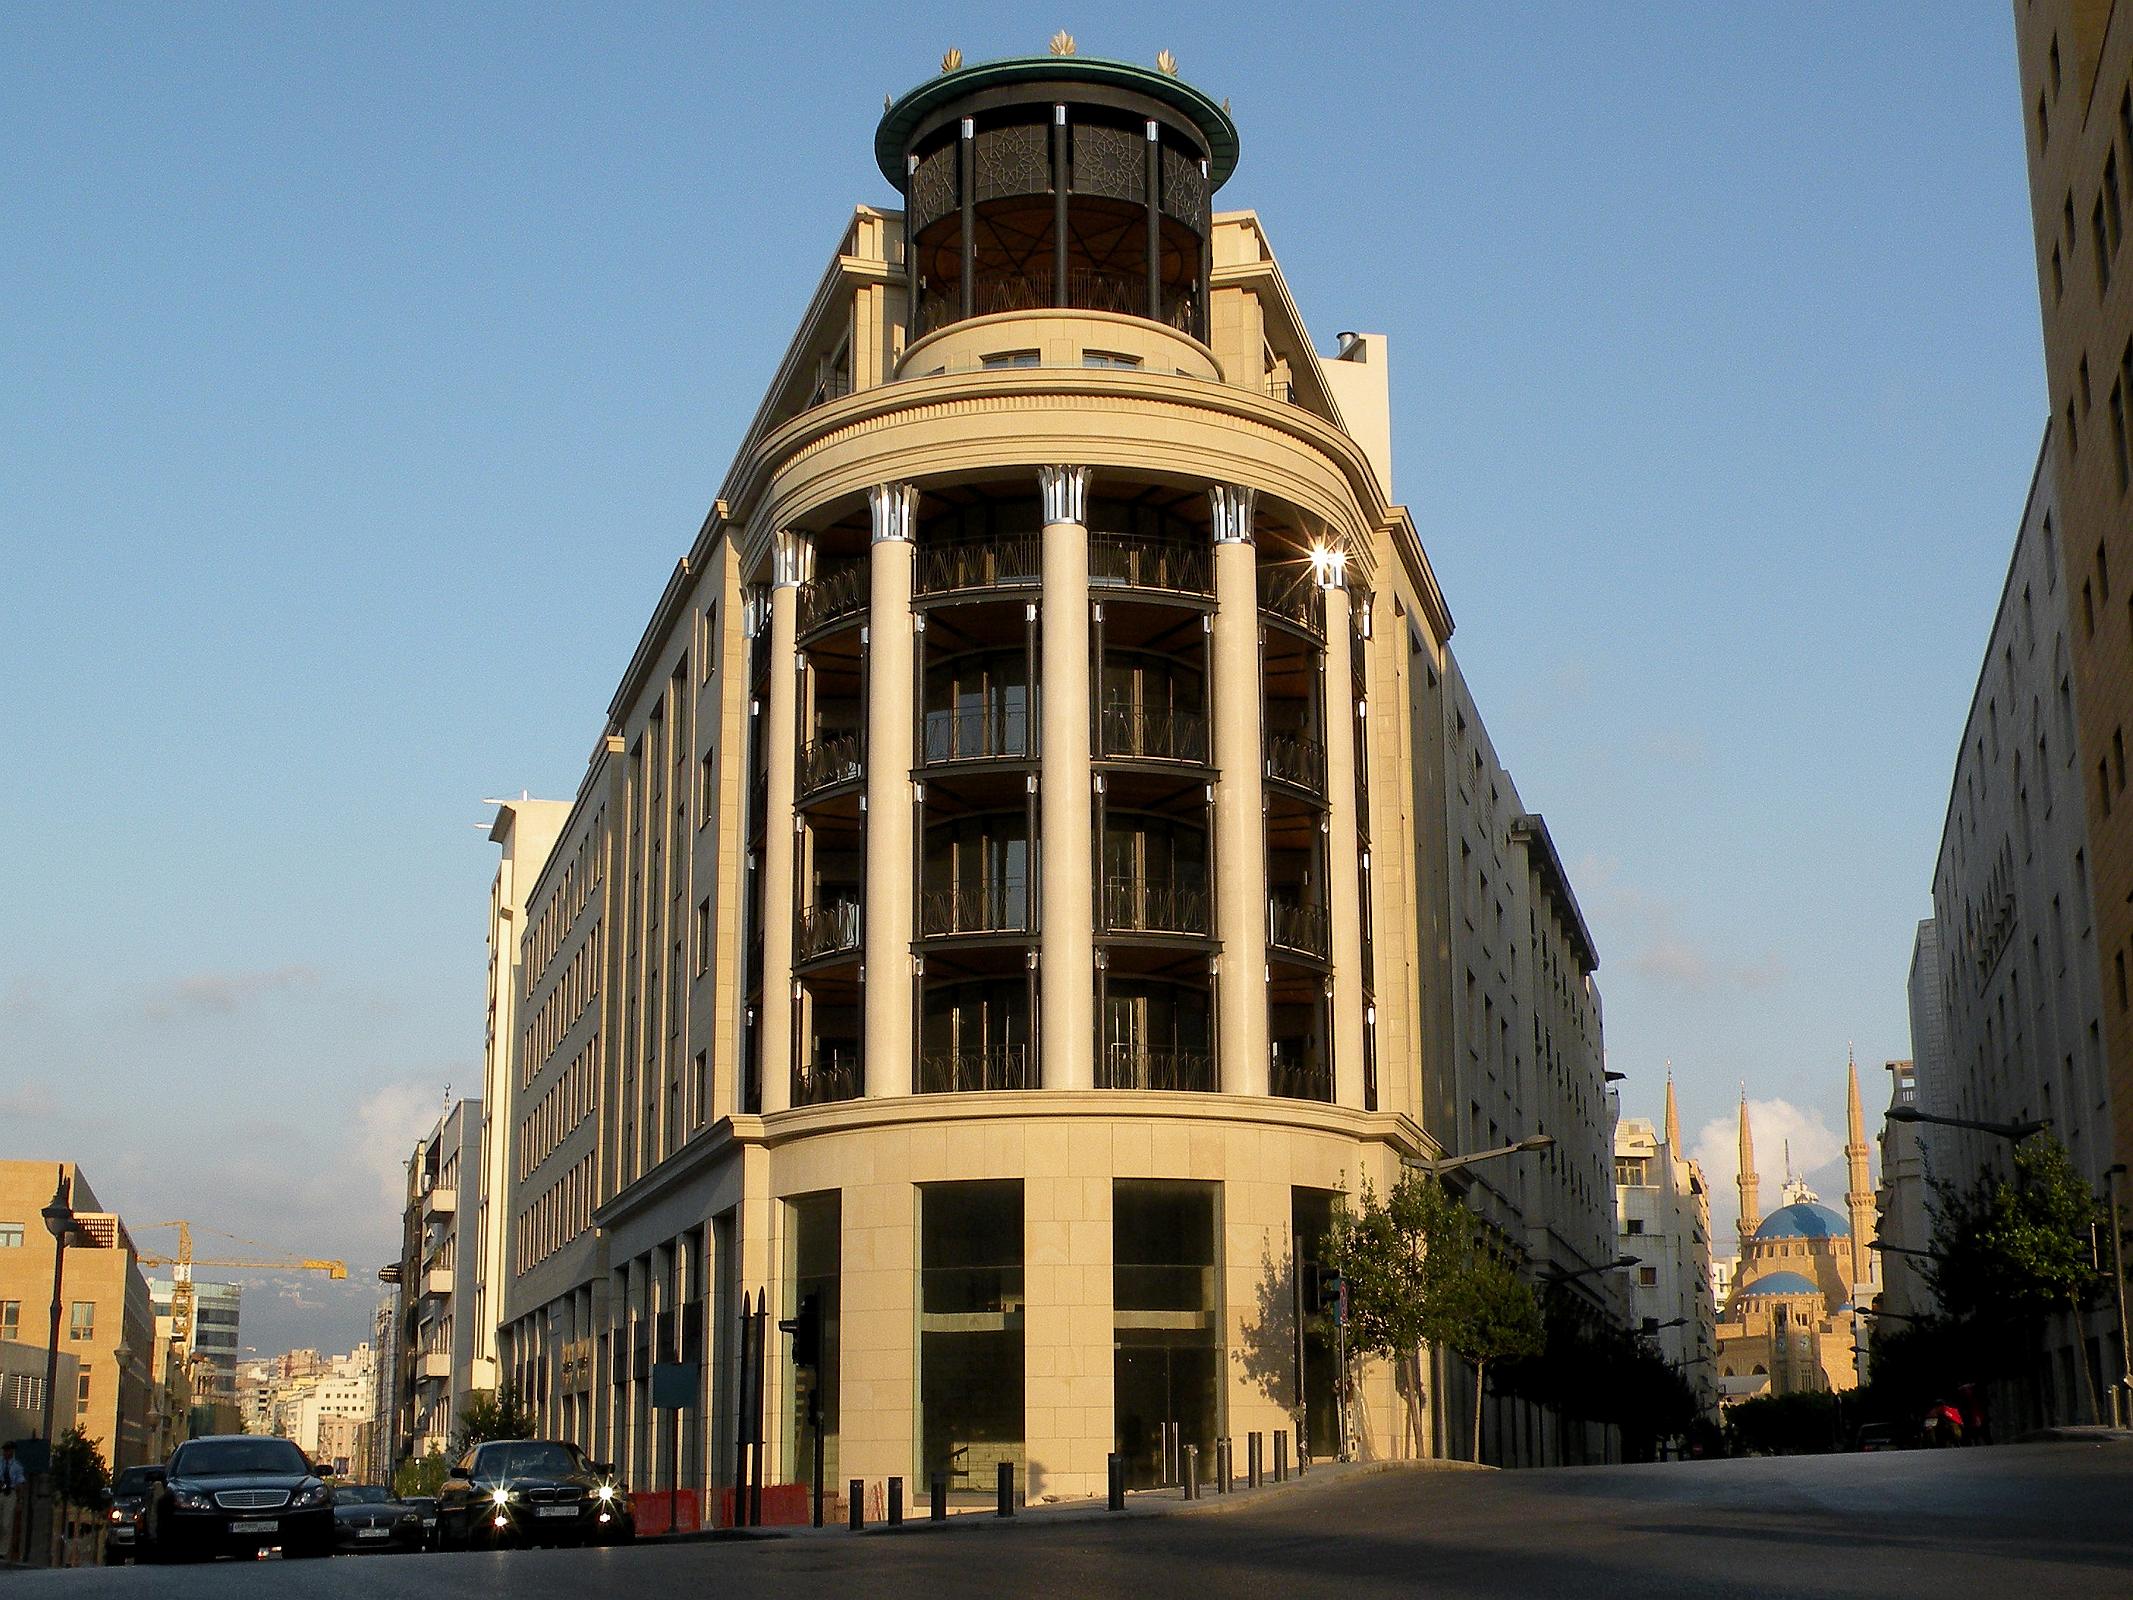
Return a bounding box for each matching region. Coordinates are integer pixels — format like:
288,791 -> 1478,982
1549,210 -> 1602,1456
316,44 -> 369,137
0,1224 -> 22,1248
980,350 -> 1040,369
786,1191 -> 841,1492
919,1182 -> 1025,1491
68,1301 -> 93,1341
1113,1181 -> 1221,1489
0,1301 -> 16,1338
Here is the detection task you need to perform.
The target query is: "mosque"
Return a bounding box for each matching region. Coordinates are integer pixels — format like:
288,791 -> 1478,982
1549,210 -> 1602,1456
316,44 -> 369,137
1713,1061 -> 1878,1402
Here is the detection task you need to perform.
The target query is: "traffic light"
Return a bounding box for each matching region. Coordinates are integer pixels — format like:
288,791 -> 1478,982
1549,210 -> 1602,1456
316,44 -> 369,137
1311,1265 -> 1343,1317
779,1292 -> 823,1372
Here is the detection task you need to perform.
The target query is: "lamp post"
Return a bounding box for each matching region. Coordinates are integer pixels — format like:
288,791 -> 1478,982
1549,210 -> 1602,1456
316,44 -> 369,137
2107,1165 -> 2131,1430
1402,1133 -> 1556,1181
39,1166 -> 77,1449
1544,1255 -> 1640,1287
1883,1105 -> 2049,1142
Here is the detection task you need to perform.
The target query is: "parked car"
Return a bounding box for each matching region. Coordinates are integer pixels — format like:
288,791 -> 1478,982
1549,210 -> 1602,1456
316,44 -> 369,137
435,1439 -> 633,1550
402,1494 -> 440,1548
1854,1423 -> 1897,1453
331,1485 -> 426,1553
141,1435 -> 334,1562
102,1464 -> 163,1563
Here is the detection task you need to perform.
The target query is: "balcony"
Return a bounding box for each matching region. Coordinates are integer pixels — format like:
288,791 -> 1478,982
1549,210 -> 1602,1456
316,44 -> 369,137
1089,534 -> 1211,597
422,1267 -> 454,1298
792,1052 -> 862,1107
1098,1045 -> 1216,1092
1267,897 -> 1330,961
417,1352 -> 452,1383
1099,702 -> 1208,765
798,560 -> 866,634
923,706 -> 1031,765
917,1045 -> 1035,1094
1258,568 -> 1325,637
1264,731 -> 1326,794
916,535 -> 1042,597
916,269 -> 1196,341
919,883 -> 1028,938
1102,877 -> 1210,936
799,732 -> 864,797
1270,1054 -> 1334,1103
797,900 -> 861,963
421,1185 -> 457,1218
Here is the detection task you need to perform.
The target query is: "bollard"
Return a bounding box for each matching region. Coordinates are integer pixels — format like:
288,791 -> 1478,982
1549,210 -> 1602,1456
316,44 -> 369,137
930,1473 -> 947,1522
1247,1431 -> 1263,1488
1188,1444 -> 1203,1500
850,1479 -> 864,1531
1274,1430 -> 1288,1483
1216,1438 -> 1231,1494
888,1476 -> 903,1527
996,1459 -> 1015,1517
1107,1452 -> 1125,1511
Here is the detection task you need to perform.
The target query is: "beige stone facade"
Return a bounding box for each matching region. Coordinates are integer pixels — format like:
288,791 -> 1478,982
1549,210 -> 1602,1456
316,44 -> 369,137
486,52 -> 1614,1507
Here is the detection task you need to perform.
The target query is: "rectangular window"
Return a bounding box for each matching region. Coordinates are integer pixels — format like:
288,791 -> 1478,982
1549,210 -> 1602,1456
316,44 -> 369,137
980,350 -> 1040,369
694,898 -> 711,975
0,1224 -> 21,1249
76,1372 -> 90,1418
1292,1189 -> 1342,1462
699,751 -> 715,827
1113,1180 -> 1220,1490
0,1300 -> 17,1338
1637,1266 -> 1659,1287
68,1301 -> 94,1341
785,1191 -> 841,1494
1082,351 -> 1143,369
1626,1218 -> 1646,1235
919,1181 -> 1025,1492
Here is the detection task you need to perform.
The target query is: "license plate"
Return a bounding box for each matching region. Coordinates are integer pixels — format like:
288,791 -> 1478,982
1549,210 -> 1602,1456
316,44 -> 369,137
229,1520 -> 277,1535
358,1527 -> 390,1539
536,1506 -> 577,1518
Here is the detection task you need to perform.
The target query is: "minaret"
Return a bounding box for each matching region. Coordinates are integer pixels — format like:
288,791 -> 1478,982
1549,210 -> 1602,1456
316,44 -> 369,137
1736,1087 -> 1761,1255
1845,1050 -> 1876,1288
1664,1069 -> 1682,1157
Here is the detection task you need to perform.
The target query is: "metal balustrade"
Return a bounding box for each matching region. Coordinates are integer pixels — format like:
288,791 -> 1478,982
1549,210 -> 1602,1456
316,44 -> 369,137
1257,568 -> 1325,636
792,1052 -> 862,1107
916,270 -> 1196,337
1264,730 -> 1326,793
798,731 -> 864,795
1099,702 -> 1208,764
923,706 -> 1032,763
1266,897 -> 1330,961
915,535 -> 1042,595
1088,533 -> 1211,595
1270,1054 -> 1333,1103
917,883 -> 1029,937
1101,877 -> 1211,935
1097,1045 -> 1216,1092
916,1045 -> 1035,1094
796,900 -> 862,961
798,561 -> 866,633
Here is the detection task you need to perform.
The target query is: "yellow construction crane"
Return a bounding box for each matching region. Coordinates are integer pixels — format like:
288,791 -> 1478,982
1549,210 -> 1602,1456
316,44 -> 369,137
138,1221 -> 349,1373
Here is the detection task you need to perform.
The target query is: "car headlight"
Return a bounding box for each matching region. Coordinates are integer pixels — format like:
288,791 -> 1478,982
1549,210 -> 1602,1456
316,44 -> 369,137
489,1487 -> 512,1507
288,1484 -> 329,1510
595,1484 -> 616,1504
109,1507 -> 128,1523
173,1489 -> 213,1511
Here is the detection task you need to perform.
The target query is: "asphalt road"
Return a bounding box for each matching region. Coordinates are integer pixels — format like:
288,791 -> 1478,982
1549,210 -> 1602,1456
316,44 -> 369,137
12,1443 -> 2131,1599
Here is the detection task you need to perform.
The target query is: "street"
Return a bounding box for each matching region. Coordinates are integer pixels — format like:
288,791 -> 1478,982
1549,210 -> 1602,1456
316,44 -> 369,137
10,1443 -> 2130,1600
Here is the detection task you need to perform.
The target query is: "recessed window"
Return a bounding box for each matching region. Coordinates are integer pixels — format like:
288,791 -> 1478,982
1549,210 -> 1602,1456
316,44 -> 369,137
1082,350 -> 1142,369
980,350 -> 1040,369
68,1301 -> 94,1341
0,1224 -> 21,1249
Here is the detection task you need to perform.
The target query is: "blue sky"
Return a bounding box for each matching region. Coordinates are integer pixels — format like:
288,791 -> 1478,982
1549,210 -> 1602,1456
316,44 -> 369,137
2,4 -> 2044,1353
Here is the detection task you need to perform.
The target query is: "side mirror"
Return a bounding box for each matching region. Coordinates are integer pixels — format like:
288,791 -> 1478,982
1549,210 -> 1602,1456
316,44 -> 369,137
593,1462 -> 615,1477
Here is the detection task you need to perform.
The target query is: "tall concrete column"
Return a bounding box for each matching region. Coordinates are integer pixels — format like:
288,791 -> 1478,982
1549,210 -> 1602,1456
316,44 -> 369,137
759,530 -> 809,1113
865,483 -> 919,1097
1209,485 -> 1268,1097
1319,553 -> 1367,1109
1039,465 -> 1094,1089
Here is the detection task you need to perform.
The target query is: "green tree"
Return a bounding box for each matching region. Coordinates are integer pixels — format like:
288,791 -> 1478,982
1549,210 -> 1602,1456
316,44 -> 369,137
49,1427 -> 109,1512
450,1382 -> 537,1456
1441,1249 -> 1544,1462
1924,1132 -> 2107,1422
392,1448 -> 449,1499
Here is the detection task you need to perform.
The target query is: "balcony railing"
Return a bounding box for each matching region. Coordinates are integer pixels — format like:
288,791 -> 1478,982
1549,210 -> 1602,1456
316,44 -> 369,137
1098,1045 -> 1216,1092
1089,534 -> 1212,596
1258,568 -> 1325,636
1099,702 -> 1208,764
1264,730 -> 1326,793
1102,877 -> 1211,936
798,560 -> 866,633
918,883 -> 1029,937
916,270 -> 1195,338
1267,897 -> 1330,961
923,706 -> 1031,764
792,1052 -> 862,1107
796,900 -> 861,962
916,535 -> 1042,596
1271,1053 -> 1334,1103
799,732 -> 864,796
917,1045 -> 1035,1094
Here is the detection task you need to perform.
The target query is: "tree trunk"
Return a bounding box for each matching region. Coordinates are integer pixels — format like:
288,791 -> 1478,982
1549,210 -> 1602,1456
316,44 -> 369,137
1470,1359 -> 1486,1464
2073,1297 -> 2102,1426
1400,1346 -> 1430,1458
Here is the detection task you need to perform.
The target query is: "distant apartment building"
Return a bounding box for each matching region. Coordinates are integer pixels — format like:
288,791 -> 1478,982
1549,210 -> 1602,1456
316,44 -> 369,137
365,1292 -> 396,1481
1910,434 -> 2123,1426
0,1163 -> 159,1468
1874,1059 -> 1935,1322
480,49 -> 1625,1509
1614,1083 -> 1717,1421
392,1102 -> 482,1460
150,1278 -> 242,1435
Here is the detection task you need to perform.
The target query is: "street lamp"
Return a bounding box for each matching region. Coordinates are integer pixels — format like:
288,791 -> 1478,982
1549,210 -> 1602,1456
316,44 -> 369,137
1545,1255 -> 1640,1286
1855,1306 -> 1926,1324
39,1165 -> 78,1449
1402,1133 -> 1556,1181
1884,1105 -> 2049,1142
1870,1240 -> 1939,1262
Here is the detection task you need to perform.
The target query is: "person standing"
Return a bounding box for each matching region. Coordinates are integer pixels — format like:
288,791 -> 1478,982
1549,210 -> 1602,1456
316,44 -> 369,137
0,1440 -> 27,1563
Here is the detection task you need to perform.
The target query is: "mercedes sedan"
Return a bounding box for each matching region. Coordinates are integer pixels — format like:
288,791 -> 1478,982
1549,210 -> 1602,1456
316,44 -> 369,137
436,1439 -> 633,1550
141,1436 -> 334,1562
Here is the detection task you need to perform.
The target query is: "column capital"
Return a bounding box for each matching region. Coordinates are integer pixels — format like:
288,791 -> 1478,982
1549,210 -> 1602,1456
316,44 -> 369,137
772,529 -> 814,588
1209,484 -> 1256,544
868,481 -> 918,543
1038,465 -> 1091,526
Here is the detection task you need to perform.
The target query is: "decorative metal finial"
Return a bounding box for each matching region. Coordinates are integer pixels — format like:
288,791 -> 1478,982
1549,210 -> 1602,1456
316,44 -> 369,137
1222,96 -> 1232,115
1156,49 -> 1178,76
885,93 -> 893,111
941,47 -> 962,72
1049,30 -> 1076,57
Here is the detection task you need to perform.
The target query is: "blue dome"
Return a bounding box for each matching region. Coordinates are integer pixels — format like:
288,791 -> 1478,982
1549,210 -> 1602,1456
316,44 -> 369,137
1740,1271 -> 1821,1297
1753,1201 -> 1849,1241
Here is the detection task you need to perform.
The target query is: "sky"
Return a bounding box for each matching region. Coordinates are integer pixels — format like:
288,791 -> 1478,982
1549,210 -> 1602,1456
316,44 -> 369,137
1,4 -> 2048,1354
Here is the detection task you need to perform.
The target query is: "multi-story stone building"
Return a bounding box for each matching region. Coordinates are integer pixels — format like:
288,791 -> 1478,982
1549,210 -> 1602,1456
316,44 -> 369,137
391,1102 -> 482,1460
1614,1082 -> 1717,1422
0,1163 -> 158,1468
1873,1059 -> 1936,1322
490,46 -> 1619,1507
150,1278 -> 242,1435
1911,433 -> 2122,1426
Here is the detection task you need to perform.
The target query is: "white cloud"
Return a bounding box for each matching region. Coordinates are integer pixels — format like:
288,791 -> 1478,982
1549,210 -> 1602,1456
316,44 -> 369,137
0,1083 -> 57,1120
142,965 -> 320,1021
353,1079 -> 446,1217
1692,1097 -> 1846,1242
1576,857 -> 1786,993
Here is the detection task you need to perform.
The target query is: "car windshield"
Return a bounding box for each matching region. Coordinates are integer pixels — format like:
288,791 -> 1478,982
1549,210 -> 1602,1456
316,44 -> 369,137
339,1486 -> 391,1504
171,1439 -> 309,1477
476,1443 -> 581,1480
112,1467 -> 160,1496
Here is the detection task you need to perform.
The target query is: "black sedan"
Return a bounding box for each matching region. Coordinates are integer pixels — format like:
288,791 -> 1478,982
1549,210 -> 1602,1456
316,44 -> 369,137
331,1485 -> 425,1553
141,1435 -> 334,1562
102,1464 -> 163,1562
436,1439 -> 633,1550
